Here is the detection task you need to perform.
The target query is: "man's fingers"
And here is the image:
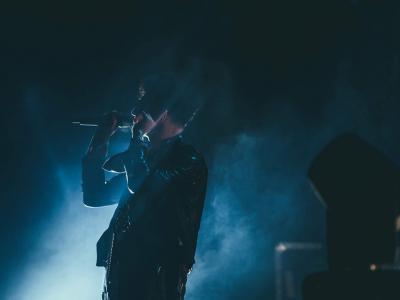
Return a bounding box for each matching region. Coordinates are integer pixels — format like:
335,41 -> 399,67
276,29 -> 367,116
100,111 -> 121,133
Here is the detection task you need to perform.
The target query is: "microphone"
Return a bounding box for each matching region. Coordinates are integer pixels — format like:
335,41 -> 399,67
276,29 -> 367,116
72,114 -> 133,128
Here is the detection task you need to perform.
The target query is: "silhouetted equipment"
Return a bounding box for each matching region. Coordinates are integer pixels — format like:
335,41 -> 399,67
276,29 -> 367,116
308,133 -> 400,270
303,270 -> 400,300
275,242 -> 326,300
303,133 -> 400,300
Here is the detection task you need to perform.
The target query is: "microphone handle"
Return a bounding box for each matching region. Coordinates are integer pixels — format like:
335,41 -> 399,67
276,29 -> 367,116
72,121 -> 98,127
72,114 -> 132,128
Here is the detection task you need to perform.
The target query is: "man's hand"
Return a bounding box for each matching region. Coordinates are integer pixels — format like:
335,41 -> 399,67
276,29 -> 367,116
101,111 -> 120,132
87,111 -> 124,155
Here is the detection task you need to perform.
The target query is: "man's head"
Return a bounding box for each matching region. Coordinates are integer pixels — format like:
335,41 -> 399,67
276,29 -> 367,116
131,74 -> 202,145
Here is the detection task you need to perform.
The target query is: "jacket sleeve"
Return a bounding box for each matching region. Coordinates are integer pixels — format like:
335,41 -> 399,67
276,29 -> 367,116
82,150 -> 126,207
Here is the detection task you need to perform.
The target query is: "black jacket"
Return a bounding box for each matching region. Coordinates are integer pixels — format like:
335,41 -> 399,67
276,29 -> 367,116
82,136 -> 207,268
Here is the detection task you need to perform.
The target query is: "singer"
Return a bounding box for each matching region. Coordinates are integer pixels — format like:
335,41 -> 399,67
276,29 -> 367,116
81,83 -> 208,300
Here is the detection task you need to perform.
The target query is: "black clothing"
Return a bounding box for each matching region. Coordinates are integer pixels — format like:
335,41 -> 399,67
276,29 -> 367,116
82,136 -> 207,299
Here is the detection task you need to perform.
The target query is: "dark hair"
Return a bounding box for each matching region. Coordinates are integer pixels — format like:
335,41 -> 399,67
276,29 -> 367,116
165,96 -> 201,128
139,74 -> 203,127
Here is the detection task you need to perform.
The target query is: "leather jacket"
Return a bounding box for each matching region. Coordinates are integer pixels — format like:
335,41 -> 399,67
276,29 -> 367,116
82,135 -> 207,269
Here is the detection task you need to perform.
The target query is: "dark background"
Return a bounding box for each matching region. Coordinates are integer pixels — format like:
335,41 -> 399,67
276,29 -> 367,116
1,1 -> 400,299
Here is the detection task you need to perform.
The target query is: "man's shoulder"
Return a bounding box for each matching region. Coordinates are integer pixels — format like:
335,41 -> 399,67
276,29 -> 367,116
173,140 -> 207,171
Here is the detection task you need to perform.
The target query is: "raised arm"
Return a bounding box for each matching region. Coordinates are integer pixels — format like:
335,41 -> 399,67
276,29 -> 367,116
82,112 -> 125,207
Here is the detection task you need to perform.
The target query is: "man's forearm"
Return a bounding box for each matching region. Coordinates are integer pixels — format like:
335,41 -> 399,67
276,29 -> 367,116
82,114 -> 120,206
